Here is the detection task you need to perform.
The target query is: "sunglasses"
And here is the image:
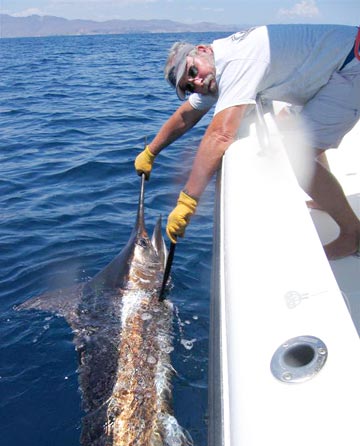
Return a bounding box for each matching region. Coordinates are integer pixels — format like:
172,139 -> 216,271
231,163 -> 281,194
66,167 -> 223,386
184,65 -> 198,94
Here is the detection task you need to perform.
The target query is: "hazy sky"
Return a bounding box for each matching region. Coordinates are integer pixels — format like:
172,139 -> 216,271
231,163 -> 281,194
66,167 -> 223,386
1,0 -> 359,26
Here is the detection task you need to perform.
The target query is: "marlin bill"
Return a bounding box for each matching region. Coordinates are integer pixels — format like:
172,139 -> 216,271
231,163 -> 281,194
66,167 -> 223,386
16,177 -> 192,446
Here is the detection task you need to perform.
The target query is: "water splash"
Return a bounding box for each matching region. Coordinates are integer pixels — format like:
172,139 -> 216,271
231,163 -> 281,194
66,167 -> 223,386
180,338 -> 197,351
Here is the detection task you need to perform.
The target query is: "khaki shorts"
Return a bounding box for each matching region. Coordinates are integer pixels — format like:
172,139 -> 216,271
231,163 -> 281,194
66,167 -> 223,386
300,58 -> 360,149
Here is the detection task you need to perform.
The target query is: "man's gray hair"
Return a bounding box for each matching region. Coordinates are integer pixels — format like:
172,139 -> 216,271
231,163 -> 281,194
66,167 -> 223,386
164,42 -> 197,100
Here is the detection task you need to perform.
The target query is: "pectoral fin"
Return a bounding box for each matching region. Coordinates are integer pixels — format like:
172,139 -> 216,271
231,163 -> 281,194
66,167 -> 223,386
15,283 -> 85,324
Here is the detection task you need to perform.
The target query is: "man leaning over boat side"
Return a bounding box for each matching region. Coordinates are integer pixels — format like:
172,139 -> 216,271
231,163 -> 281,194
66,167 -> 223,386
134,24 -> 360,260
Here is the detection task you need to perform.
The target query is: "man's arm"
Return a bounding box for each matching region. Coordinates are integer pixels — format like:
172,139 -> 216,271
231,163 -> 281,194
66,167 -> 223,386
166,104 -> 248,243
184,104 -> 248,198
135,100 -> 210,179
148,100 -> 210,155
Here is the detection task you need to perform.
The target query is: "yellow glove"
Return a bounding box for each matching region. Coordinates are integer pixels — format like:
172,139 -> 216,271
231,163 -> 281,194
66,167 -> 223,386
134,145 -> 156,180
166,191 -> 198,243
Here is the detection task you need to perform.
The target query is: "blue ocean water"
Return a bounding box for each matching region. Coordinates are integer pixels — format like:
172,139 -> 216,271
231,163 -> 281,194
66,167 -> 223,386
0,32 -> 230,445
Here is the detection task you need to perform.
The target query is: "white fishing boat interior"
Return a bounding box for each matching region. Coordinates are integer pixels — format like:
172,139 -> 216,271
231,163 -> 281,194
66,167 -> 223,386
209,101 -> 360,446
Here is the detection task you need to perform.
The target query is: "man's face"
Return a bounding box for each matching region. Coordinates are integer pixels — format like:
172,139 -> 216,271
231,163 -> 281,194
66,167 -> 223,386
179,49 -> 218,97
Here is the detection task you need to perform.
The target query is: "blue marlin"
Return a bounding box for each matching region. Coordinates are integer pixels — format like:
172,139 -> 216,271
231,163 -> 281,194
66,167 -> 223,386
16,177 -> 192,446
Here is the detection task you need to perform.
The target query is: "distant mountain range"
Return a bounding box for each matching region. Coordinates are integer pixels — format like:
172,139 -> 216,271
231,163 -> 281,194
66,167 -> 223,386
0,14 -> 242,38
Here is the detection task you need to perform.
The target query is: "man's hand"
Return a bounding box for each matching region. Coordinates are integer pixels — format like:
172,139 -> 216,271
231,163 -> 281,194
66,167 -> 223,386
166,191 -> 198,243
134,145 -> 156,180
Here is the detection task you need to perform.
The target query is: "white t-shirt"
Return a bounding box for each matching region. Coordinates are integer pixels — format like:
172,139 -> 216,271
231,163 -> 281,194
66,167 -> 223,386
189,24 -> 357,115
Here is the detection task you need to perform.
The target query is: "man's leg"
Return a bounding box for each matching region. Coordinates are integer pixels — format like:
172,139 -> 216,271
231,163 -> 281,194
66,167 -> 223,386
303,149 -> 360,259
296,63 -> 360,259
306,151 -> 330,210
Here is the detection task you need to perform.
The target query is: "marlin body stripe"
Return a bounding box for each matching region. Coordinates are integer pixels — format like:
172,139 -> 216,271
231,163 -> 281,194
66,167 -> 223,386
17,178 -> 192,446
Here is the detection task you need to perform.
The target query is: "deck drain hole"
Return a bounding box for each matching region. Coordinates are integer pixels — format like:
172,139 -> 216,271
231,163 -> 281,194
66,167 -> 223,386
283,344 -> 315,368
271,335 -> 327,383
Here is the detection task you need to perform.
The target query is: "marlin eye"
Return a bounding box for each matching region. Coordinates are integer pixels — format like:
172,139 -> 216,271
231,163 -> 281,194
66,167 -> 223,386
138,238 -> 148,248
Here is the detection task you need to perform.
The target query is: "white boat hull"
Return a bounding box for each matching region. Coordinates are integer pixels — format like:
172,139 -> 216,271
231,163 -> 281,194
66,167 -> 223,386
209,109 -> 360,446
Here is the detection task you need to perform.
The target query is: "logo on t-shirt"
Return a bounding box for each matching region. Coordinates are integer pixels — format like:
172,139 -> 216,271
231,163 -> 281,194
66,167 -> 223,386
231,27 -> 257,43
